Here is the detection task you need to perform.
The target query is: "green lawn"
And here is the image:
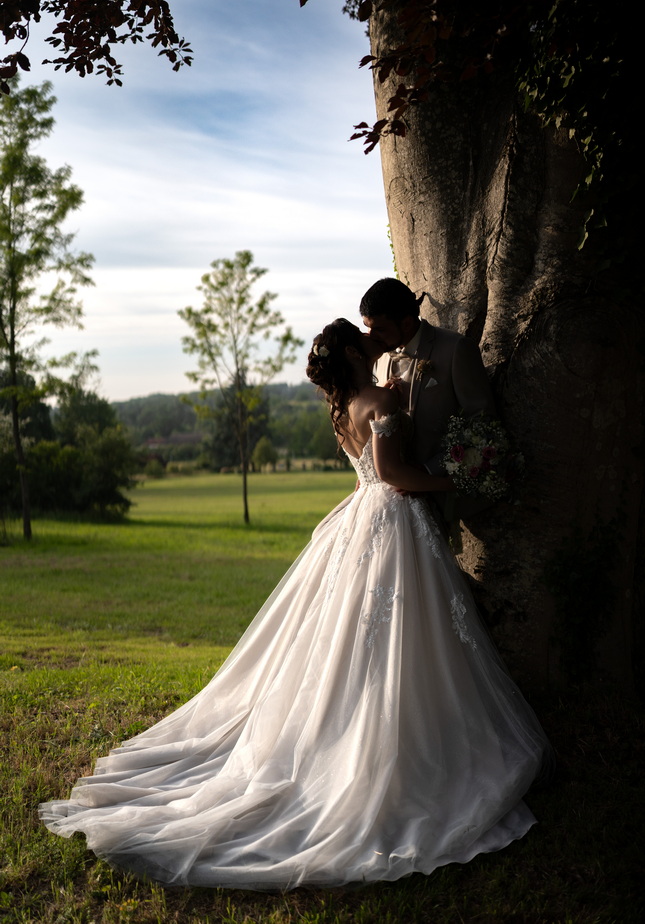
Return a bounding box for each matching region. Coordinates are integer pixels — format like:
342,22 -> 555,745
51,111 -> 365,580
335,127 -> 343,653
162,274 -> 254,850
1,472 -> 355,650
0,472 -> 642,923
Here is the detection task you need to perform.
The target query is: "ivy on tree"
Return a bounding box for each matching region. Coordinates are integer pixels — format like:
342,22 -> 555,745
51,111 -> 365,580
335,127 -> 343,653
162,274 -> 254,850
312,0 -> 631,256
179,250 -> 303,525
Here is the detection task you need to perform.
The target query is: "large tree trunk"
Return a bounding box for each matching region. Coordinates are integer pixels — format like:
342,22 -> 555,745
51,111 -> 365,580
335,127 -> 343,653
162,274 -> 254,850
370,5 -> 643,692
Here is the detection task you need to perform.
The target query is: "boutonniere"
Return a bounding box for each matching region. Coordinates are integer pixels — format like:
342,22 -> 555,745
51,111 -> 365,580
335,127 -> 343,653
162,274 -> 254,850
415,359 -> 434,381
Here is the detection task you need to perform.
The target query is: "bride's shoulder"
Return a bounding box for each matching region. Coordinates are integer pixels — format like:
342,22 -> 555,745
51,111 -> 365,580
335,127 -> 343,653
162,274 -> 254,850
367,385 -> 399,418
347,387 -> 399,442
363,387 -> 401,438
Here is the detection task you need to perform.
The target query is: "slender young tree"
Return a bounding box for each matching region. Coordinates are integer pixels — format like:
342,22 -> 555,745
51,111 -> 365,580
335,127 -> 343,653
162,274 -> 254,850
0,79 -> 94,539
179,250 -> 303,524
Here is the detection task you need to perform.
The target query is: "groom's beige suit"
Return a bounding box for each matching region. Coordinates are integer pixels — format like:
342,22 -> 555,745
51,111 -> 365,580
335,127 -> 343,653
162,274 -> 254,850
373,319 -> 496,475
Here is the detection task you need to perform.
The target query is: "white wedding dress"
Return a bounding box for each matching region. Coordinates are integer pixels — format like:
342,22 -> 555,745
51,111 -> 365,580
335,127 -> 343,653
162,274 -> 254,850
40,415 -> 551,891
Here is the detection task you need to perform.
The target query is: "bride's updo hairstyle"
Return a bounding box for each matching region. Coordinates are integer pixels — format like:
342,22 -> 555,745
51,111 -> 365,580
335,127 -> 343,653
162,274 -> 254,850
306,318 -> 365,440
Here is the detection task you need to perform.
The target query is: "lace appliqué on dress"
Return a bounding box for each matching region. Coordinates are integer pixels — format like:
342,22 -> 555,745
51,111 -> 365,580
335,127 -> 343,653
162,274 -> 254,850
362,584 -> 400,648
369,412 -> 401,438
357,494 -> 400,565
450,593 -> 478,651
409,497 -> 441,558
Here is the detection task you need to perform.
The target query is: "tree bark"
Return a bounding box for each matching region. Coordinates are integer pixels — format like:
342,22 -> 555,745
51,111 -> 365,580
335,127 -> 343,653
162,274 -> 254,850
370,3 -> 643,691
235,388 -> 250,525
10,390 -> 32,540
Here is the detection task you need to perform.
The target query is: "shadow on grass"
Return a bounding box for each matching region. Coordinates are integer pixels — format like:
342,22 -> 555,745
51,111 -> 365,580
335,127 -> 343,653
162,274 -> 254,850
125,516 -> 314,535
1,680 -> 642,923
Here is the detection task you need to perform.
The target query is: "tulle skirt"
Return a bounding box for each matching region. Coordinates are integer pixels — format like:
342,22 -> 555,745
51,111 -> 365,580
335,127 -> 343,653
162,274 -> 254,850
40,484 -> 551,890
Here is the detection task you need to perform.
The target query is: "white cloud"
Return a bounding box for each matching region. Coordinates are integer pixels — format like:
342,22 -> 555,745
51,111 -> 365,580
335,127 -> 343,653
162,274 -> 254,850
20,0 -> 393,400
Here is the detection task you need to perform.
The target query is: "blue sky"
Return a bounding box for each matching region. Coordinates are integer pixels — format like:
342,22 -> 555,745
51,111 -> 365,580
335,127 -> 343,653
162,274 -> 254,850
19,0 -> 392,400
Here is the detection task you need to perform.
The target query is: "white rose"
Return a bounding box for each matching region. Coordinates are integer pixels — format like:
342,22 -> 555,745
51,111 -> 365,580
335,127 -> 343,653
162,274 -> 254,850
462,448 -> 481,467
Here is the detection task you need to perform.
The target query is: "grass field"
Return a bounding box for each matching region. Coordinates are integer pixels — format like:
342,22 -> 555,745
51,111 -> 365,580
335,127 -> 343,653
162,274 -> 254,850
1,473 -> 643,923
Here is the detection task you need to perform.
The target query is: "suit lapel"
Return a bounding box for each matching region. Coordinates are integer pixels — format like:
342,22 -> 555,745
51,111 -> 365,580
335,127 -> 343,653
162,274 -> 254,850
409,321 -> 435,416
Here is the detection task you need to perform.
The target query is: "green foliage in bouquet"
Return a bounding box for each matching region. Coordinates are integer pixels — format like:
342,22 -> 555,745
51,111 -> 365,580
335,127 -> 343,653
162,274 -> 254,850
442,413 -> 524,502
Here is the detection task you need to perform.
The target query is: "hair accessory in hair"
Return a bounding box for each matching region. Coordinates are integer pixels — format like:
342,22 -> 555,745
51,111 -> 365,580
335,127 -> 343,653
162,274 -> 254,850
313,343 -> 330,357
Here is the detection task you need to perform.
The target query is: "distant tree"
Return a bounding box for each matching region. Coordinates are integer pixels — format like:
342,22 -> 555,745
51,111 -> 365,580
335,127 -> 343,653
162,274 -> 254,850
112,393 -> 199,444
72,424 -> 137,517
54,385 -> 138,513
309,417 -> 339,463
15,428 -> 136,517
0,382 -> 137,518
144,457 -> 165,479
0,1 -> 192,94
0,368 -> 55,443
199,384 -> 270,473
54,386 -> 118,445
2,439 -> 79,512
179,250 -> 303,523
0,79 -> 94,538
252,435 -> 278,472
269,401 -> 331,459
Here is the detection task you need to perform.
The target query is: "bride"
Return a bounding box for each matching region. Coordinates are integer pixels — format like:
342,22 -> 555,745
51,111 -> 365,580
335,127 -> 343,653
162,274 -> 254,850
40,318 -> 551,891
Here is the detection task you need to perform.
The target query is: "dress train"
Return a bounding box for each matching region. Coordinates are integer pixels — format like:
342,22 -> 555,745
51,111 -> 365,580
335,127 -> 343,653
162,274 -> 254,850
40,423 -> 551,890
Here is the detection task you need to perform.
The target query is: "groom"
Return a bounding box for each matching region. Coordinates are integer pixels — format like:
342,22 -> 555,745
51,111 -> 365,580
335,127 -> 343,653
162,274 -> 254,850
360,277 -> 496,477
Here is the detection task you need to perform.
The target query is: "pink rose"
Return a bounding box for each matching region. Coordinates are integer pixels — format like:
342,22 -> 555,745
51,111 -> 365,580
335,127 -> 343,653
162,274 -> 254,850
482,446 -> 497,460
450,444 -> 465,462
468,466 -> 480,478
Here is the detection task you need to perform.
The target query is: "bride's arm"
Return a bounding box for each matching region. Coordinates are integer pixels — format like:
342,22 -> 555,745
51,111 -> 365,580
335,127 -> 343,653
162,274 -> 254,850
370,401 -> 453,493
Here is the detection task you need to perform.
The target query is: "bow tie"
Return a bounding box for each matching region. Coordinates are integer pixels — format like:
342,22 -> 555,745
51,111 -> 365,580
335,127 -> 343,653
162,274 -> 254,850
388,349 -> 414,360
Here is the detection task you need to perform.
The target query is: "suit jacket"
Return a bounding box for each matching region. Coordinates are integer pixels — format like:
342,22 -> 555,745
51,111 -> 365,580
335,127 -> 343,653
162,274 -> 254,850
374,320 -> 496,473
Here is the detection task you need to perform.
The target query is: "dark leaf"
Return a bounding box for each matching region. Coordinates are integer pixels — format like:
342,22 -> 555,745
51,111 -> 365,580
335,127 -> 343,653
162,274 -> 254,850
460,63 -> 479,81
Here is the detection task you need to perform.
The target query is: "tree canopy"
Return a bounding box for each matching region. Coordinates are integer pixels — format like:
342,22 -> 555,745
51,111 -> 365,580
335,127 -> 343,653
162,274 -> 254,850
335,0 -> 633,269
0,0 -> 192,93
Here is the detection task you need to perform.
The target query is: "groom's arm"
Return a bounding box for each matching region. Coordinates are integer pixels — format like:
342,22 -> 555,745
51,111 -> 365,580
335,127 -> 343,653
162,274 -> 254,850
421,335 -> 495,476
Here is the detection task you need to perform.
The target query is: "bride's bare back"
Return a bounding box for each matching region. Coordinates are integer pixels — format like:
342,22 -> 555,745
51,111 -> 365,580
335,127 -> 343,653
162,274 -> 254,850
337,384 -> 399,459
337,382 -> 452,495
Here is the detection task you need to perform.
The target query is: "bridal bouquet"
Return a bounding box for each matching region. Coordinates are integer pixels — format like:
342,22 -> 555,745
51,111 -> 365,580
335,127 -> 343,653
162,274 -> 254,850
441,414 -> 524,502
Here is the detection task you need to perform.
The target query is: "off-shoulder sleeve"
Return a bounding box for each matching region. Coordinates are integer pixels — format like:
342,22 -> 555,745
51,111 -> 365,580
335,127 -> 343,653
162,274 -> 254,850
369,411 -> 401,438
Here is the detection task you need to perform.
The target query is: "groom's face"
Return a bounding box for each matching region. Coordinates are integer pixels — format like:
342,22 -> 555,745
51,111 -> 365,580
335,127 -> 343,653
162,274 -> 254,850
361,313 -> 404,352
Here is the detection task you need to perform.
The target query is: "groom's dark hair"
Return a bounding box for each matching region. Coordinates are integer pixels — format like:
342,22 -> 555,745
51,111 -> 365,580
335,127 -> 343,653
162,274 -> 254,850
359,277 -> 423,322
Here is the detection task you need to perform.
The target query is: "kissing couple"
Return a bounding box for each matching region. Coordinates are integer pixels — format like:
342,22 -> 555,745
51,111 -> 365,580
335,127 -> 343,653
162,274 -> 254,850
40,278 -> 552,891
